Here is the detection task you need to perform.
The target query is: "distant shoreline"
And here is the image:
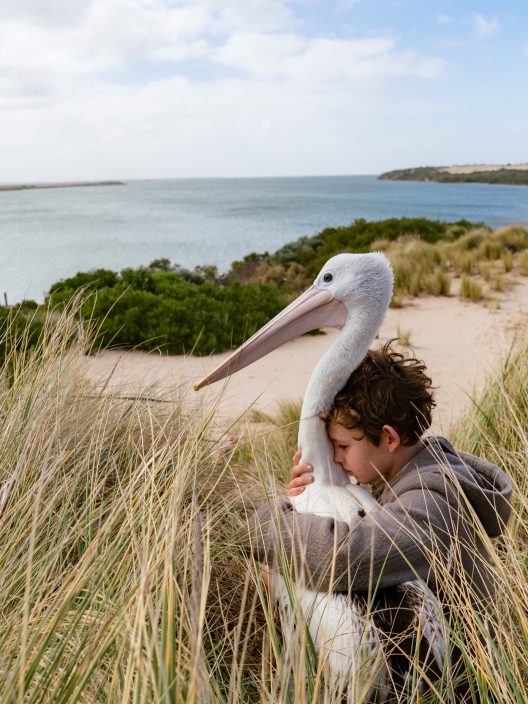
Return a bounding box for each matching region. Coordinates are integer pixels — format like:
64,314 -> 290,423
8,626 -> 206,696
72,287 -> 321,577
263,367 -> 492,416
379,163 -> 528,186
0,180 -> 125,192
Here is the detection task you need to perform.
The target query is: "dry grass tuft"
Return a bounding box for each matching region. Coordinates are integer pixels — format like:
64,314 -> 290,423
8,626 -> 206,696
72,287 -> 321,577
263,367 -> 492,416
1,305 -> 527,702
395,325 -> 413,348
520,251 -> 528,276
459,276 -> 484,302
372,224 -> 528,306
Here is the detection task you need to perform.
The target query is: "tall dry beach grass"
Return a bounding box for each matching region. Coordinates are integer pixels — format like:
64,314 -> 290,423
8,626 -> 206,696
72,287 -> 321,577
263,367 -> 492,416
0,307 -> 527,702
372,224 -> 528,304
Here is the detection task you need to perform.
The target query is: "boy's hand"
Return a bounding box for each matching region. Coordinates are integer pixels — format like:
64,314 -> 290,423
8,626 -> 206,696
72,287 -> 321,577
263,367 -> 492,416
287,449 -> 314,497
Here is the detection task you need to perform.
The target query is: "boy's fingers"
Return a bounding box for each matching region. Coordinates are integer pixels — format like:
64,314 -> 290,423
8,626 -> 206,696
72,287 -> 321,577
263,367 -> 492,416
288,451 -> 312,497
287,487 -> 306,497
288,475 -> 314,491
291,463 -> 313,479
291,475 -> 313,486
287,459 -> 314,495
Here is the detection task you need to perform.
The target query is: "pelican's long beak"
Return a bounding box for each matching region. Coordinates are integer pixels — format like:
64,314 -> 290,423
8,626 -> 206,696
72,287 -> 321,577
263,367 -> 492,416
194,286 -> 347,390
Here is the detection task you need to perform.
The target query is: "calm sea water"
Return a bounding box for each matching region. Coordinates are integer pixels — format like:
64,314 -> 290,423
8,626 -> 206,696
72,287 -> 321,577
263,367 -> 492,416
2,175 -> 528,303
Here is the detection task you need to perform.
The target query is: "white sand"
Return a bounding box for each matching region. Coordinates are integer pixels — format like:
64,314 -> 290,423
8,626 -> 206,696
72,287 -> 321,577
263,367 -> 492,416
83,279 -> 528,435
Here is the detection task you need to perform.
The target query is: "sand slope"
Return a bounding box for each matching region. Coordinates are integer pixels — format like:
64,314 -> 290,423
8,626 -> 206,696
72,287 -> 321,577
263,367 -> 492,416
83,280 -> 528,435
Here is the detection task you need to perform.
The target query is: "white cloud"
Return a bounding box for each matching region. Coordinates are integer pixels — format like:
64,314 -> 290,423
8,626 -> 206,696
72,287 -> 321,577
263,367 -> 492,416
436,14 -> 451,25
211,0 -> 294,33
0,0 -> 88,26
214,32 -> 305,78
474,13 -> 500,39
0,0 -> 449,181
523,41 -> 528,57
0,1 -> 445,104
0,0 -> 299,103
214,33 -> 445,82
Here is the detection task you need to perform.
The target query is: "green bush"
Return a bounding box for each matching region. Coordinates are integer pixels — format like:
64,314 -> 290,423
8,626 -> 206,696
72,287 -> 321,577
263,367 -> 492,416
0,304 -> 46,370
47,268 -> 285,356
48,269 -> 119,302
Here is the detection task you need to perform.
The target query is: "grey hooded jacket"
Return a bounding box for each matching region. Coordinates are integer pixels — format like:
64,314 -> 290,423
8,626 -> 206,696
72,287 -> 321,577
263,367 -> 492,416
248,437 -> 512,606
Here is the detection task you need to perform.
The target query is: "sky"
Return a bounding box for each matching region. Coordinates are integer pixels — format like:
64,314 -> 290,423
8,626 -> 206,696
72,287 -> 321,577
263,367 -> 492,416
1,0 -> 527,180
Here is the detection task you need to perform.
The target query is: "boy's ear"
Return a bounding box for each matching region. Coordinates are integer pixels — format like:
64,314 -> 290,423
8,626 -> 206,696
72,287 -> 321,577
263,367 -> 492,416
381,425 -> 401,453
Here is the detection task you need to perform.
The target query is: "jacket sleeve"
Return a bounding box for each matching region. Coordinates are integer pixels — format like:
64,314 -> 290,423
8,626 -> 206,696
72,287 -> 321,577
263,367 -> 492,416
247,487 -> 458,592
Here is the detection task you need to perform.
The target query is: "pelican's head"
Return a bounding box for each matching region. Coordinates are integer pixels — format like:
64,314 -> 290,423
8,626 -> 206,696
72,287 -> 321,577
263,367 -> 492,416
194,251 -> 393,390
313,252 -> 393,315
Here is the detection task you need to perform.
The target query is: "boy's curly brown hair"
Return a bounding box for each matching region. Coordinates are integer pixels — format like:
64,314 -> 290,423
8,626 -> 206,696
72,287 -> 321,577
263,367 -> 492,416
322,340 -> 435,446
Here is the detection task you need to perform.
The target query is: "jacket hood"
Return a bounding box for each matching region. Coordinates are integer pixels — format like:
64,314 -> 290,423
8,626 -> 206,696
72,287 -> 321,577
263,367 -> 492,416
389,436 -> 512,538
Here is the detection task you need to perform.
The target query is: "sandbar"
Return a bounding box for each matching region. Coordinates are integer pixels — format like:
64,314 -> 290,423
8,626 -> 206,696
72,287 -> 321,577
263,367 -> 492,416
0,181 -> 124,192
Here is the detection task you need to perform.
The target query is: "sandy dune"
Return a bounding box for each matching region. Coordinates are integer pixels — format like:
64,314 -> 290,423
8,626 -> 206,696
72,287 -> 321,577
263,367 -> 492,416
83,279 -> 528,436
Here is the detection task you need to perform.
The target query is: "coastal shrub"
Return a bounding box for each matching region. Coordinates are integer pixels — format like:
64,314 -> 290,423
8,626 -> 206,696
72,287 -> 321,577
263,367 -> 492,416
253,261 -> 300,288
15,299 -> 39,311
0,304 -> 46,372
48,268 -> 119,302
228,251 -> 271,284
48,269 -> 284,356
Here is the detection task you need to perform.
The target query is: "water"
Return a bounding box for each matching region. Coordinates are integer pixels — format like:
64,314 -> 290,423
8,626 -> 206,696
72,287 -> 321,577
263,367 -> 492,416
2,175 -> 527,303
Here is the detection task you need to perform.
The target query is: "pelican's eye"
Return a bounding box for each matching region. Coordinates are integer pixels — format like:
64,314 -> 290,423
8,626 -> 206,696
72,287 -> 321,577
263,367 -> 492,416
322,272 -> 333,284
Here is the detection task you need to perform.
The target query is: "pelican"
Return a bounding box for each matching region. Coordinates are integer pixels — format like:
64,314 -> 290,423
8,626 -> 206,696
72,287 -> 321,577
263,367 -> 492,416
195,253 -> 444,700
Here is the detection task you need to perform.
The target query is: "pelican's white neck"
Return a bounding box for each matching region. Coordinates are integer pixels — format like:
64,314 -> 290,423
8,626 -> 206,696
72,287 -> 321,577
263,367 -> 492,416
301,306 -> 383,418
294,303 -> 386,493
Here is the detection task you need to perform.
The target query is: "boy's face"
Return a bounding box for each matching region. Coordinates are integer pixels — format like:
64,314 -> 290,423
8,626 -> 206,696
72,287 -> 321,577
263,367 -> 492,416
327,422 -> 394,484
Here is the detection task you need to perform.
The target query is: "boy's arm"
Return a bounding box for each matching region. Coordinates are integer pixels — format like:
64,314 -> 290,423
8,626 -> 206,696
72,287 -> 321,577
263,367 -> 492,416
247,487 -> 456,593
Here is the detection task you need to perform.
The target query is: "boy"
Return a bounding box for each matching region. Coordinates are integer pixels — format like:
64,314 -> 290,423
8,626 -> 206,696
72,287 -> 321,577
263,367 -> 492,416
249,342 -> 512,693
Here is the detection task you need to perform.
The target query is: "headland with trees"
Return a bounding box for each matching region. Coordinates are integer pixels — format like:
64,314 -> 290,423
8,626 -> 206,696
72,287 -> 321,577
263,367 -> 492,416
379,163 -> 528,185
